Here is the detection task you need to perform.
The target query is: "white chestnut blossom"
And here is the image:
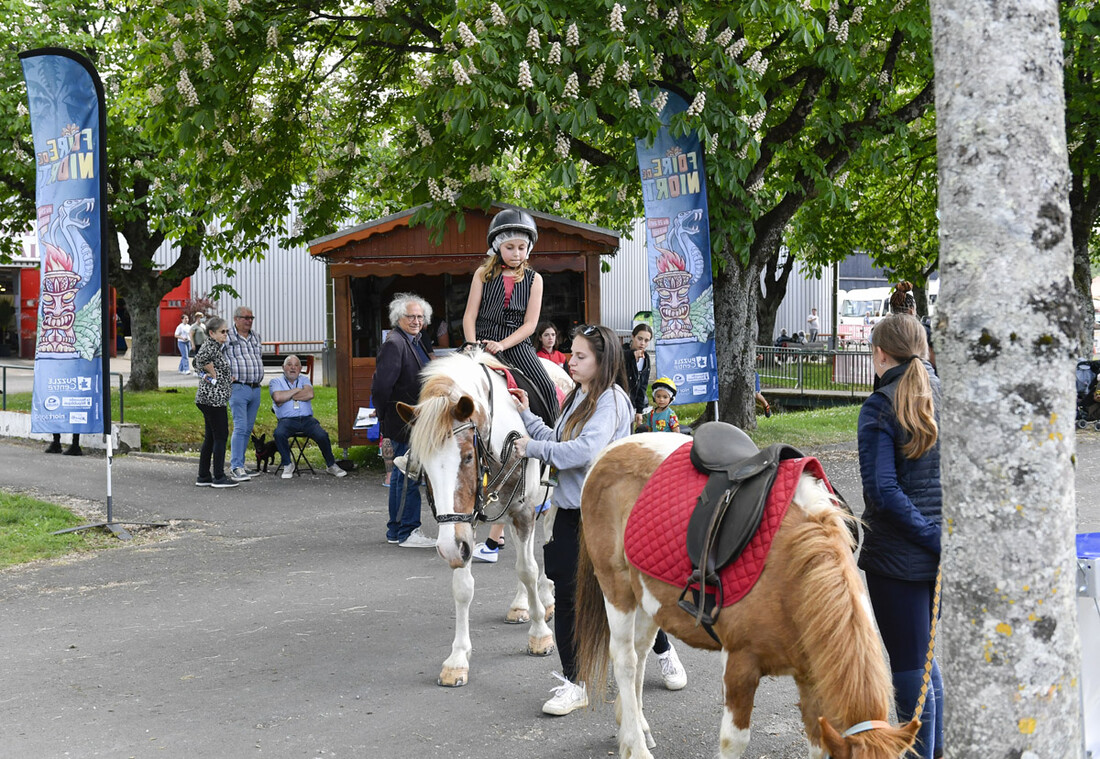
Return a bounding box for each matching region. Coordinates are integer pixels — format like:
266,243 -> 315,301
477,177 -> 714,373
267,25 -> 279,48
666,8 -> 679,29
746,51 -> 769,75
227,0 -> 240,16
178,70 -> 199,106
686,91 -> 705,116
835,171 -> 849,188
647,2 -> 658,17
518,60 -> 534,89
731,38 -> 748,56
616,186 -> 629,203
428,178 -> 443,201
199,42 -> 214,69
693,26 -> 707,45
590,62 -> 606,88
193,5 -> 205,23
458,21 -> 477,47
651,53 -> 663,76
878,70 -> 890,86
527,27 -> 541,50
715,28 -> 734,47
748,176 -> 764,193
548,41 -> 561,64
166,12 -> 179,26
566,23 -> 579,46
615,61 -> 631,83
469,164 -> 493,182
827,12 -> 838,33
610,3 -> 625,33
443,41 -> 456,53
737,143 -> 749,159
708,133 -> 718,154
628,88 -> 641,109
891,0 -> 908,11
148,84 -> 164,104
651,90 -> 668,113
453,59 -> 471,85
416,67 -> 432,86
555,132 -> 570,158
837,20 -> 849,43
564,71 -> 580,98
222,139 -> 238,156
801,0 -> 812,9
416,122 -> 433,146
475,18 -> 487,35
490,2 -> 506,26
160,53 -> 172,68
851,6 -> 864,23
373,0 -> 390,13
224,17 -> 236,37
172,39 -> 187,61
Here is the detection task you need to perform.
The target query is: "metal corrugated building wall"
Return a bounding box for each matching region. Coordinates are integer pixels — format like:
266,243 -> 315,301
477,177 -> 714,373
767,258 -> 835,341
599,218 -> 651,332
155,209 -> 328,347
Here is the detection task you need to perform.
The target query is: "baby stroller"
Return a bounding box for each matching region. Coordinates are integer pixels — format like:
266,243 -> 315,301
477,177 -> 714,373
1076,359 -> 1100,430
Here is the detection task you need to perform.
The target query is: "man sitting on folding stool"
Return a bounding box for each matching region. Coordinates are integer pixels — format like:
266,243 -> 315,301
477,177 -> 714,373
270,355 -> 347,479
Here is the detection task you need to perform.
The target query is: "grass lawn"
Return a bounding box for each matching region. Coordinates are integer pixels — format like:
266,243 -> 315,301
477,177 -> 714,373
673,400 -> 862,449
0,491 -> 115,570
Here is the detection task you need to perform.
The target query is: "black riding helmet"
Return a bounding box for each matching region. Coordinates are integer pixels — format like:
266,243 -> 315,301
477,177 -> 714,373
487,208 -> 539,251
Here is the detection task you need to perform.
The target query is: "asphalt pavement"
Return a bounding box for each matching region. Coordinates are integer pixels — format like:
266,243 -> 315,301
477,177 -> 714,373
0,429 -> 1097,759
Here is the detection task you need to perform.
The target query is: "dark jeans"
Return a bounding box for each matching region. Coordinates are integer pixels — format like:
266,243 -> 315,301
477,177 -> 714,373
197,403 -> 229,480
274,415 -> 336,467
544,507 -> 581,680
386,441 -> 422,542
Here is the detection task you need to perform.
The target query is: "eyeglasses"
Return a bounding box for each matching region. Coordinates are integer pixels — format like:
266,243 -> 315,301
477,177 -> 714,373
237,315 -> 255,320
216,329 -> 229,334
403,314 -> 425,321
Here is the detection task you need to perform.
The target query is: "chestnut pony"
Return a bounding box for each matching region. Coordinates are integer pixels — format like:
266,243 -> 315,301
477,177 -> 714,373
575,433 -> 919,759
397,348 -> 565,687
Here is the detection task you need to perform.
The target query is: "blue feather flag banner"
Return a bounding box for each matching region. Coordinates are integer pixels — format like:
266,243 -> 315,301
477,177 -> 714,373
634,90 -> 718,404
20,48 -> 110,434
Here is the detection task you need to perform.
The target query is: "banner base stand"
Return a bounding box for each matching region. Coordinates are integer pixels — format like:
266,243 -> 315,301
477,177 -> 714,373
53,520 -> 168,541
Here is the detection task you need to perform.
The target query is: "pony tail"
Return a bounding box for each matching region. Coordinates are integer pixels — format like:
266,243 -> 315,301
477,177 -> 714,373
895,358 -> 937,459
574,520 -> 611,702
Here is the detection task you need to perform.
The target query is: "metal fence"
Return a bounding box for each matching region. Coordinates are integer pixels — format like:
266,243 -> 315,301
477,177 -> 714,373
755,344 -> 874,396
1,363 -> 126,423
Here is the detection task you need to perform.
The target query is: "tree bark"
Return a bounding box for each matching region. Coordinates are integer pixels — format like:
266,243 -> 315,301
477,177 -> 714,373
756,248 -> 797,345
932,0 -> 1083,754
713,257 -> 765,428
1069,171 -> 1099,356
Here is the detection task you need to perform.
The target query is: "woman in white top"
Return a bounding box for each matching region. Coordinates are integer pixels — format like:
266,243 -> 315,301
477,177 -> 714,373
174,314 -> 193,374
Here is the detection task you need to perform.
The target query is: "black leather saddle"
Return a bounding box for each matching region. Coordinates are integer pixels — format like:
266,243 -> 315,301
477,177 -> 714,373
678,421 -> 804,632
504,364 -> 559,427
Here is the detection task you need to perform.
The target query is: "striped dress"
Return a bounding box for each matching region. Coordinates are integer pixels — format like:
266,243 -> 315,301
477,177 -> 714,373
475,268 -> 558,415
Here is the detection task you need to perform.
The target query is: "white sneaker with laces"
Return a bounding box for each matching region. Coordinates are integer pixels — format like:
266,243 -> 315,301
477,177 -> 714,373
472,542 -> 499,563
542,672 -> 588,716
399,528 -> 436,548
281,461 -> 295,479
326,463 -> 347,478
657,644 -> 687,690
230,466 -> 251,482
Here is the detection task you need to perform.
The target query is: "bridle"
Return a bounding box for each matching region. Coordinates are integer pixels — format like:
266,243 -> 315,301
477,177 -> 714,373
420,364 -> 544,526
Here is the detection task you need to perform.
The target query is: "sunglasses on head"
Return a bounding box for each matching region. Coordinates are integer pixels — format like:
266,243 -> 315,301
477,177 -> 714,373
578,324 -> 600,337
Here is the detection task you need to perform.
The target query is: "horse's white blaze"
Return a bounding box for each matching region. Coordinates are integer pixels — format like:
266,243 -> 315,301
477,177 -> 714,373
424,440 -> 466,566
793,473 -> 835,517
719,708 -> 751,759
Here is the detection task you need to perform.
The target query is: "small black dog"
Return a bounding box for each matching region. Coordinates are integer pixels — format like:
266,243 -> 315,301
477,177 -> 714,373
251,433 -> 278,473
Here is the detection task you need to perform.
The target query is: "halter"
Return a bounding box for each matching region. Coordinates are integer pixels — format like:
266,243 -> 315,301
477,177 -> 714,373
420,364 -> 535,526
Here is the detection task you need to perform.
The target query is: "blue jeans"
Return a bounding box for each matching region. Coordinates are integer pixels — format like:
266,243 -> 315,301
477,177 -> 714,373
229,383 -> 262,470
274,415 -> 336,467
386,441 -> 422,542
177,340 -> 191,373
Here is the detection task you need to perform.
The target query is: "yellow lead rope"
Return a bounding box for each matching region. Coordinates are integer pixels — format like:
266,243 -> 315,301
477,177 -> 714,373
913,567 -> 942,722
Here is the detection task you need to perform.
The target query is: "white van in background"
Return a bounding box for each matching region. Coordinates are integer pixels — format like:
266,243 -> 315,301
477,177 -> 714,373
837,280 -> 938,343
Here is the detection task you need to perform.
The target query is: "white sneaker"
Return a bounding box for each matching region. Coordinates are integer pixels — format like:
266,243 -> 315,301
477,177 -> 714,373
326,463 -> 347,478
230,466 -> 251,482
472,542 -> 499,563
281,461 -> 295,479
657,644 -> 687,690
399,528 -> 436,548
542,672 -> 588,715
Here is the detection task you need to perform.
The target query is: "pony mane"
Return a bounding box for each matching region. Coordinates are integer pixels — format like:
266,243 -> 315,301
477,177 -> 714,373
409,349 -> 504,458
784,475 -> 893,728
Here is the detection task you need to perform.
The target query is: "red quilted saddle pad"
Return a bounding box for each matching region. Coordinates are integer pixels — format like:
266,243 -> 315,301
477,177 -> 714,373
624,441 -> 831,607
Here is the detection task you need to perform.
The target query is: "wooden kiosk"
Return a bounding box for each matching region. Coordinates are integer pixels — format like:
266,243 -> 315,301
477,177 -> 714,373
308,204 -> 620,449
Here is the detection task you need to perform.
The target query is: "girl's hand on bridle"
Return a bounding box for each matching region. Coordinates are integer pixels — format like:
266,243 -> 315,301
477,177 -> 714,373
483,340 -> 504,354
514,436 -> 530,457
509,388 -> 529,412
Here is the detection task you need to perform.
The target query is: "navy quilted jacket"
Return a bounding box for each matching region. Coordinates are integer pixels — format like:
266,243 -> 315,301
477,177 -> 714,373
857,362 -> 942,581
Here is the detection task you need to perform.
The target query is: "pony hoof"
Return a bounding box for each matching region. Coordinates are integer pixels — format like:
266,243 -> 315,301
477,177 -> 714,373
527,635 -> 555,657
437,667 -> 468,687
505,608 -> 530,624
544,604 -> 555,622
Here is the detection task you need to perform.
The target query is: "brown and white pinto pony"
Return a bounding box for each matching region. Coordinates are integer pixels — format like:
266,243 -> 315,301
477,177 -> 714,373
397,348 -> 564,687
575,433 -> 919,759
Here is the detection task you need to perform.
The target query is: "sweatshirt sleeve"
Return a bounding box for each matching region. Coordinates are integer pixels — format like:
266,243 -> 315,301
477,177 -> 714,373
858,397 -> 941,554
371,339 -> 400,410
524,389 -> 625,470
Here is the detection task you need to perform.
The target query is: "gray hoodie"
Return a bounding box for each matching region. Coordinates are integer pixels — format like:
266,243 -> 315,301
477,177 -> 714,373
522,385 -> 633,511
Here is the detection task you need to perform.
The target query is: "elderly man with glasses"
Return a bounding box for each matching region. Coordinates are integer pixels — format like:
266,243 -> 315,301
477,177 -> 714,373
225,305 -> 264,482
372,293 -> 436,548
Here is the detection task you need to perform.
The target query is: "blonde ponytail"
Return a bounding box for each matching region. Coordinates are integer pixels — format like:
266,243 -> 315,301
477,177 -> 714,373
872,314 -> 938,459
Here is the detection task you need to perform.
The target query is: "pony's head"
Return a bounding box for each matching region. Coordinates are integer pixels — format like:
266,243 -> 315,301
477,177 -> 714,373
398,349 -> 508,568
818,716 -> 920,758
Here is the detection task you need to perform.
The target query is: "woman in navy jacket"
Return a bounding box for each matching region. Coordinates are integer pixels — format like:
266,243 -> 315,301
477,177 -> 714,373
858,314 -> 943,759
